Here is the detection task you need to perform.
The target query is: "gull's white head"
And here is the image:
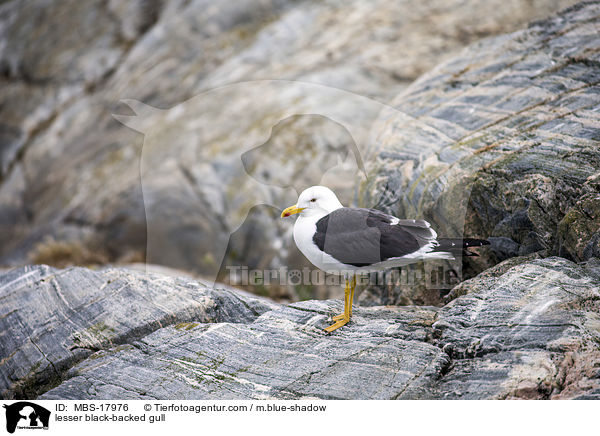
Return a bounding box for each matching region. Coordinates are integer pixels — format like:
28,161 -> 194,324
281,186 -> 343,218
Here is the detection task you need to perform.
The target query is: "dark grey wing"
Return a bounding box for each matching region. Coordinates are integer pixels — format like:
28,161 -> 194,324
313,209 -> 382,266
313,208 -> 437,267
363,208 -> 432,229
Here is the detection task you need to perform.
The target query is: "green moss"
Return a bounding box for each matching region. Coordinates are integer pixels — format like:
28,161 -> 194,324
71,323 -> 116,343
178,355 -> 200,364
560,209 -> 580,227
174,322 -> 200,331
87,351 -> 107,360
87,322 -> 116,336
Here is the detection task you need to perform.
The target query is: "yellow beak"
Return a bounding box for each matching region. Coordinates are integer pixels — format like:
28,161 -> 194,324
281,204 -> 306,218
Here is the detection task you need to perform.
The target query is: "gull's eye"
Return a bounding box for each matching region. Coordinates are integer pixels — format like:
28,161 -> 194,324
310,198 -> 317,202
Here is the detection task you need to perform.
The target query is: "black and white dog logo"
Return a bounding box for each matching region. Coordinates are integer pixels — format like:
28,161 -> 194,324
3,402 -> 50,433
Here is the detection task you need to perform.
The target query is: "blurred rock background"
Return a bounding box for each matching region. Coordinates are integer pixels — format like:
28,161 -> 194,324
0,0 -> 588,303
3,1 -> 600,401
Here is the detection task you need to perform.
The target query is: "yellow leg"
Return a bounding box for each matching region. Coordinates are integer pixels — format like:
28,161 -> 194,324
325,279 -> 351,332
333,275 -> 356,321
332,278 -> 349,322
326,276 -> 356,332
349,275 -> 356,317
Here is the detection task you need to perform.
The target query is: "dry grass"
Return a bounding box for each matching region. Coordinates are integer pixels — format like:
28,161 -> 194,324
29,237 -> 110,268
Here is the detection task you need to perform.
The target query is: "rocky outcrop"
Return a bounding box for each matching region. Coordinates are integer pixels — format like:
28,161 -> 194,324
363,1 -> 600,274
0,0 -> 577,301
432,256 -> 600,399
2,259 -> 598,400
0,264 -> 277,399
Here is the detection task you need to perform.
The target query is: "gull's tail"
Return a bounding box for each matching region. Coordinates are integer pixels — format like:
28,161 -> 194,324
433,238 -> 490,257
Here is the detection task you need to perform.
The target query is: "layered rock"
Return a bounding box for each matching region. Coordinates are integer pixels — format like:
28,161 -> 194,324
2,258 -> 598,400
432,256 -> 600,399
0,264 -> 277,399
363,1 -> 600,270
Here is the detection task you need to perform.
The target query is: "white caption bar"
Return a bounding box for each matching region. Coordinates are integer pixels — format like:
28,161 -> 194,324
0,400 -> 595,436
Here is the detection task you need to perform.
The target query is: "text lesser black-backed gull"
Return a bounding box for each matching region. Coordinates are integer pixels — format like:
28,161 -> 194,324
281,185 -> 490,332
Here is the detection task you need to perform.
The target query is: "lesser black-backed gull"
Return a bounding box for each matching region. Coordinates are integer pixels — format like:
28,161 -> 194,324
281,185 -> 489,332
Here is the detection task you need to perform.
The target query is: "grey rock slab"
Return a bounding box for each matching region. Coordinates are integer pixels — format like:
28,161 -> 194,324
4,258 -> 599,400
431,257 -> 600,399
41,301 -> 446,400
0,264 -> 277,399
